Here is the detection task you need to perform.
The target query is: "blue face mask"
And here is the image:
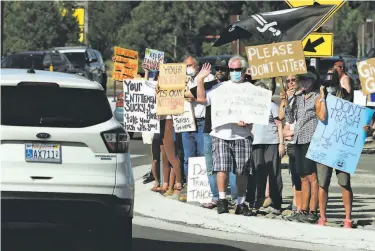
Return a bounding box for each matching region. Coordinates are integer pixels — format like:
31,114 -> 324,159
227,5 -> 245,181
230,71 -> 242,82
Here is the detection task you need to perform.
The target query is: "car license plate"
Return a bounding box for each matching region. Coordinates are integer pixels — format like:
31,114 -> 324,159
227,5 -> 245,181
25,143 -> 62,164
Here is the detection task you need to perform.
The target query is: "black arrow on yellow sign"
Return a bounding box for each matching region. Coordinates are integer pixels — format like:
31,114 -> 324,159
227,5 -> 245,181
303,37 -> 325,52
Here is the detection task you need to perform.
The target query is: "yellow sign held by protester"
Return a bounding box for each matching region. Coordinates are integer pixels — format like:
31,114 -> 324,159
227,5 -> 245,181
357,57 -> 375,95
245,41 -> 307,80
302,33 -> 334,57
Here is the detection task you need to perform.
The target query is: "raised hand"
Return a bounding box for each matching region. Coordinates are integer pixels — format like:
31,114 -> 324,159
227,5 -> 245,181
197,63 -> 211,79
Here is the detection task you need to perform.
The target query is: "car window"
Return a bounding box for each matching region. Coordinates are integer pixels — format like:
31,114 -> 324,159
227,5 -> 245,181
62,52 -> 86,68
89,50 -> 97,60
1,85 -> 112,128
1,54 -> 45,70
94,51 -> 104,64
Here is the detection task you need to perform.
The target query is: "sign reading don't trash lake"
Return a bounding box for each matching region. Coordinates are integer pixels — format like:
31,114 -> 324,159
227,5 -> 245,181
245,41 -> 307,80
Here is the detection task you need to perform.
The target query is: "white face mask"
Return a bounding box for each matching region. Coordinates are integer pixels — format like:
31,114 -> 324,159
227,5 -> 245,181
186,67 -> 196,76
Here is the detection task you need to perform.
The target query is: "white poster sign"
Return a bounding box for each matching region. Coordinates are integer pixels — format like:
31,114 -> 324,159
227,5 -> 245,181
211,83 -> 272,128
187,157 -> 212,204
353,90 -> 367,107
172,101 -> 196,132
123,80 -> 160,133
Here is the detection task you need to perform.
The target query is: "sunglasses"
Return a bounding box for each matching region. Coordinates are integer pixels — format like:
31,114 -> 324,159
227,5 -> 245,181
286,78 -> 296,83
215,66 -> 228,72
229,68 -> 243,72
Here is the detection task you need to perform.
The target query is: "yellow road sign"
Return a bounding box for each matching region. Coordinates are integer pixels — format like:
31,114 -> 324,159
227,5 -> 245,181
285,0 -> 346,31
302,33 -> 333,57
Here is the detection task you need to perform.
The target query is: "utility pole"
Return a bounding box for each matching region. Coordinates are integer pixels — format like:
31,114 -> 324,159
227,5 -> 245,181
84,0 -> 89,46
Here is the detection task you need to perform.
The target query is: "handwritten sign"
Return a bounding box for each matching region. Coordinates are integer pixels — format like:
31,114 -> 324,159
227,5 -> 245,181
245,41 -> 307,80
306,95 -> 374,174
142,48 -> 164,71
172,101 -> 196,132
357,57 -> 375,95
156,63 -> 186,115
211,83 -> 272,128
112,46 -> 139,80
123,80 -> 159,133
187,157 -> 212,204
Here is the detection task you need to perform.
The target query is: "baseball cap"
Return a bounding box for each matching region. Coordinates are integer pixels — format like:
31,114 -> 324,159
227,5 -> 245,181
214,57 -> 229,67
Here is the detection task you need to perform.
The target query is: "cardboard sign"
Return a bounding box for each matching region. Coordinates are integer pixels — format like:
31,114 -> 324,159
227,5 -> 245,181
156,63 -> 186,115
172,101 -> 196,132
306,95 -> 374,174
211,83 -> 272,128
357,58 -> 375,95
246,41 -> 307,80
187,157 -> 212,204
142,48 -> 164,71
112,46 -> 139,81
123,80 -> 159,133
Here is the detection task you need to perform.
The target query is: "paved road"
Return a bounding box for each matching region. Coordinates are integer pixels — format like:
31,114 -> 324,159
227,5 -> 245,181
1,223 -> 303,251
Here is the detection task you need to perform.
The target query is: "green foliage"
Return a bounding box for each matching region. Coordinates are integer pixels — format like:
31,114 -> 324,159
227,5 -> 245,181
3,1 -> 80,53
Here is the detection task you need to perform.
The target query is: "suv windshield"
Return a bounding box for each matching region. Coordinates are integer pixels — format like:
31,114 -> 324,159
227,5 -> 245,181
62,52 -> 86,69
1,85 -> 112,128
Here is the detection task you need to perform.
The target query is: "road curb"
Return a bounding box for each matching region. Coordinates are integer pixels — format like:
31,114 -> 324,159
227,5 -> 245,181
133,165 -> 375,251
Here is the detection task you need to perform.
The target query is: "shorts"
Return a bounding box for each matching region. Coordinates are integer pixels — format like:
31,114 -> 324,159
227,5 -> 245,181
317,163 -> 351,189
212,136 -> 252,175
294,143 -> 317,176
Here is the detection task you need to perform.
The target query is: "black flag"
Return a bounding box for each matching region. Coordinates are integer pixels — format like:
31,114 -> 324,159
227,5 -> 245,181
213,5 -> 335,47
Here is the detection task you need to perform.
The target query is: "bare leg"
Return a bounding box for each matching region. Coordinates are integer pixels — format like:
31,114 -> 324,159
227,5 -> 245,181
168,167 -> 175,191
318,186 -> 328,218
308,173 -> 319,212
163,120 -> 182,189
265,175 -> 270,198
217,171 -> 228,193
151,159 -> 160,187
295,189 -> 303,211
341,186 -> 353,220
161,145 -> 170,191
301,176 -> 310,211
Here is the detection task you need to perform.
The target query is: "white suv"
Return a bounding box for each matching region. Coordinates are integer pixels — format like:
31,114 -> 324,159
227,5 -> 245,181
0,69 -> 134,245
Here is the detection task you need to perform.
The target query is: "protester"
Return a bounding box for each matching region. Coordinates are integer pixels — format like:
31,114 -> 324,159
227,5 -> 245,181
333,59 -> 353,101
316,68 -> 354,228
248,81 -> 284,214
285,68 -> 327,223
279,75 -> 303,216
186,57 -> 238,209
196,56 -> 253,216
181,56 -> 215,181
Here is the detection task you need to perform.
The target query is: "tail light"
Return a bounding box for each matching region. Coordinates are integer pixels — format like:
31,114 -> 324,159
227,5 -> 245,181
101,127 -> 129,153
116,93 -> 124,107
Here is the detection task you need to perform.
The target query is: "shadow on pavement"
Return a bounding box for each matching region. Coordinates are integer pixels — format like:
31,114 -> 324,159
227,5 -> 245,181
132,238 -> 246,251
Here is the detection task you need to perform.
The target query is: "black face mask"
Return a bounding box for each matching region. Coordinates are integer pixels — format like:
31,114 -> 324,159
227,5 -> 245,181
323,70 -> 340,95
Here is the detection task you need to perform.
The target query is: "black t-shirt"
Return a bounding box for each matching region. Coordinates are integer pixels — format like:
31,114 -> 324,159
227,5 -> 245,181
190,79 -> 219,133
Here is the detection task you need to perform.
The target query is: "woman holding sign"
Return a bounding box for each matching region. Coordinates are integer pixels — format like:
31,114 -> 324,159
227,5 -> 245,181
285,67 -> 327,224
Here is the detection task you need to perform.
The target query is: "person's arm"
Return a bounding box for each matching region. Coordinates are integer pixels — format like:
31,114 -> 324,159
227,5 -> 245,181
341,75 -> 351,94
315,86 -> 327,122
196,63 -> 211,104
279,92 -> 287,120
144,69 -> 149,80
275,119 -> 285,157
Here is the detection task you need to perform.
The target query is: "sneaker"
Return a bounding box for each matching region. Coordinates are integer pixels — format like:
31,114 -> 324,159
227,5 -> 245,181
235,203 -> 253,216
297,211 -> 310,223
317,217 -> 327,226
217,199 -> 229,214
308,212 -> 319,223
228,198 -> 236,207
286,211 -> 301,221
264,206 -> 281,215
343,219 -> 353,229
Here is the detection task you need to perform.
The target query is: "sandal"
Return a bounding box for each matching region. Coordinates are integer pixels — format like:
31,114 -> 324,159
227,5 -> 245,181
343,219 -> 353,229
151,186 -> 161,192
162,189 -> 174,197
202,201 -> 218,209
172,183 -> 183,195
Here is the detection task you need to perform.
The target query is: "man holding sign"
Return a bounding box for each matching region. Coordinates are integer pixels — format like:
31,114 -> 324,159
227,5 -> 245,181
196,55 -> 255,216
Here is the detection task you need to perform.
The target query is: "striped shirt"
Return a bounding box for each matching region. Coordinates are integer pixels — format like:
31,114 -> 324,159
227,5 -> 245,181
285,91 -> 320,144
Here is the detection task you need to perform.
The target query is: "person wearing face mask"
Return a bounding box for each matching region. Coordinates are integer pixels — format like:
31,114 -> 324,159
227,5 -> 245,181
285,67 -> 327,224
315,67 -> 355,228
195,55 -> 254,216
185,57 -> 238,209
181,56 -> 215,182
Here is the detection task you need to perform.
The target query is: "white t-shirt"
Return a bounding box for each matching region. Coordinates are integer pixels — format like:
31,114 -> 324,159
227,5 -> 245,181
188,74 -> 215,118
206,80 -> 253,141
252,102 -> 279,145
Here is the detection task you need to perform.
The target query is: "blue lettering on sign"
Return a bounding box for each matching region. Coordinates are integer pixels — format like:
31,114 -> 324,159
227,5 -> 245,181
306,95 -> 374,175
